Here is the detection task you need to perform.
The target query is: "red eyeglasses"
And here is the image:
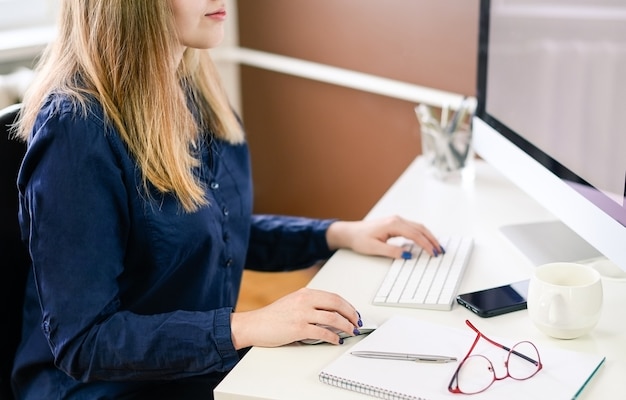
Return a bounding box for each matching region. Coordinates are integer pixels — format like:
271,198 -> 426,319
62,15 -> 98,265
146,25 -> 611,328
448,320 -> 543,395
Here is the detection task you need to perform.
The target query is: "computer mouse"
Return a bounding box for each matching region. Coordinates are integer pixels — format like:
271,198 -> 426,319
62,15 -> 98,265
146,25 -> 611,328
299,323 -> 377,345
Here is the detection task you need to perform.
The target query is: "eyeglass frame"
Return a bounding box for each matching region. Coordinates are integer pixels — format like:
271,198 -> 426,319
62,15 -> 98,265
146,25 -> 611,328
448,319 -> 543,394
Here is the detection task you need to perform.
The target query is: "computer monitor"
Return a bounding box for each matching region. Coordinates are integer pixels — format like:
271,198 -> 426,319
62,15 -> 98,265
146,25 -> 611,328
473,0 -> 626,275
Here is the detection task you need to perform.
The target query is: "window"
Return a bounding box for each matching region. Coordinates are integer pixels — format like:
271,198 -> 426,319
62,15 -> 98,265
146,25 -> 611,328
0,0 -> 59,31
0,0 -> 58,63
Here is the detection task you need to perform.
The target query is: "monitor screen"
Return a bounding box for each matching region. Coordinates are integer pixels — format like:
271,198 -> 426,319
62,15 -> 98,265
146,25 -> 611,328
473,0 -> 626,274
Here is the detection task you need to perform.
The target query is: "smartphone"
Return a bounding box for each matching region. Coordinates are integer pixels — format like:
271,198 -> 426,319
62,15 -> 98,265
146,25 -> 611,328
456,280 -> 529,318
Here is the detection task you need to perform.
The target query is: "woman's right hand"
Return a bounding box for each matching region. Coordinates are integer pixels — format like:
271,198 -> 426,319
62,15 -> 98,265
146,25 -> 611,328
230,288 -> 362,349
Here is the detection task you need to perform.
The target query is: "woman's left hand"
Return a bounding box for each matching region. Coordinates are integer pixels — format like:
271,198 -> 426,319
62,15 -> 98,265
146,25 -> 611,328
325,215 -> 444,259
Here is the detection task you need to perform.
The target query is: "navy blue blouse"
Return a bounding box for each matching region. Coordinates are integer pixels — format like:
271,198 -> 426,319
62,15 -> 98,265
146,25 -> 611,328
12,95 -> 335,399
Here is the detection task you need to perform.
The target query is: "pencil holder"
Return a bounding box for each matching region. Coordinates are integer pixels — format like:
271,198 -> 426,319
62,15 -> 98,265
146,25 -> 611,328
415,101 -> 474,181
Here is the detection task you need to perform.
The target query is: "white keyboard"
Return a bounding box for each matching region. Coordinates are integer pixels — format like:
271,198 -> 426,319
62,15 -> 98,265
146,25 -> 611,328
373,236 -> 473,310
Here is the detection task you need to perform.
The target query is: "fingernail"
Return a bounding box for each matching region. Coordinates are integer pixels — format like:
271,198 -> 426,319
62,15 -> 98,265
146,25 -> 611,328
356,310 -> 363,327
401,251 -> 412,260
440,246 -> 446,254
353,328 -> 361,335
339,338 -> 344,345
432,247 -> 439,257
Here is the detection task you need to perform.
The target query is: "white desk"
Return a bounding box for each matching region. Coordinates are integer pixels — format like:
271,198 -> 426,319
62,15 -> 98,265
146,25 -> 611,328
214,157 -> 626,400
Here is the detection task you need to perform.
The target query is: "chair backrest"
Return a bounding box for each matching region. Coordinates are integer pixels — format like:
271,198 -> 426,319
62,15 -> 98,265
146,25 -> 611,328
0,103 -> 29,400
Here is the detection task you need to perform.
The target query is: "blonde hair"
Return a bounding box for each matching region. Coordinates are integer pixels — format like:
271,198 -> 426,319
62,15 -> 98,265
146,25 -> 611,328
17,0 -> 244,212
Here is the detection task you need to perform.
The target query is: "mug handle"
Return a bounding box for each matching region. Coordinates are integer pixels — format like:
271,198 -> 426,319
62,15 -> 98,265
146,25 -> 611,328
544,292 -> 568,325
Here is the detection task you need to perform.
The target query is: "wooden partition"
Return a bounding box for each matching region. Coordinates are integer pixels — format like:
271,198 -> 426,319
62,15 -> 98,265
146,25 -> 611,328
237,0 -> 479,220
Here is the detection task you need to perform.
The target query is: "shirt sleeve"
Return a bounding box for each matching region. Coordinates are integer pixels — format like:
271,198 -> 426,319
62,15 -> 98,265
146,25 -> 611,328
245,214 -> 337,271
18,104 -> 239,381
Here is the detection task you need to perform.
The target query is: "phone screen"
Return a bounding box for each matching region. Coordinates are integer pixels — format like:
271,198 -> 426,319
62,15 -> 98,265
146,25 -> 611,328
456,280 -> 529,318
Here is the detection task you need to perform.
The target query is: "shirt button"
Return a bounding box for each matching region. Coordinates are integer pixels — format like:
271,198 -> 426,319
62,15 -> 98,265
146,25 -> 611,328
223,207 -> 229,216
42,320 -> 50,334
210,182 -> 219,190
225,258 -> 233,267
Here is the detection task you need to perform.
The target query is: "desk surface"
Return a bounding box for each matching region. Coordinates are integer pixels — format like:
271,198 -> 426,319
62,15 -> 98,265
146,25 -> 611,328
214,157 -> 626,400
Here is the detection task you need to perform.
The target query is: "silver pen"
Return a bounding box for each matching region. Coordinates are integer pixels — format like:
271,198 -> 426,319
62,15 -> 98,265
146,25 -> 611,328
351,351 -> 457,363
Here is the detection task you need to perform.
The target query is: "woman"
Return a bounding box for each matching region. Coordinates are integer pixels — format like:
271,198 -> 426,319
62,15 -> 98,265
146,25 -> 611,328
12,1 -> 443,399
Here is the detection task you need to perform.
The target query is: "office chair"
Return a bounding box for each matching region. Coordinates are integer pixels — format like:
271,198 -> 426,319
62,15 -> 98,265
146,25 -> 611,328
0,103 -> 29,400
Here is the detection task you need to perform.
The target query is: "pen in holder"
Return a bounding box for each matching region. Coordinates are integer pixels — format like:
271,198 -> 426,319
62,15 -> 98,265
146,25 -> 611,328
415,98 -> 474,181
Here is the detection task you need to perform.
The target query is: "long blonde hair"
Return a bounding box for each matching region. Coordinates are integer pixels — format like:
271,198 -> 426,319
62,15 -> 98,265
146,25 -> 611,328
17,0 -> 244,212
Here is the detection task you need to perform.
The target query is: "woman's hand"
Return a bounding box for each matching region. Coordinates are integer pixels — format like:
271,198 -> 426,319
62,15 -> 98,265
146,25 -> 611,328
230,288 -> 362,349
325,215 -> 444,258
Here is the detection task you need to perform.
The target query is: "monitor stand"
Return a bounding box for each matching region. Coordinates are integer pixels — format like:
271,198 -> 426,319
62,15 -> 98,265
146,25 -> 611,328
499,220 -> 626,281
500,220 -> 600,266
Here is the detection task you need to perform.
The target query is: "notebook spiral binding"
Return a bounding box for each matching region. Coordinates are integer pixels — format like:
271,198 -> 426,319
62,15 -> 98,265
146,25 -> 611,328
319,371 -> 427,400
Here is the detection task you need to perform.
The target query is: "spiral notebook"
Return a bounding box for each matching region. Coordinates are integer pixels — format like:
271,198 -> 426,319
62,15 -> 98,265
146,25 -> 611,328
319,315 -> 605,400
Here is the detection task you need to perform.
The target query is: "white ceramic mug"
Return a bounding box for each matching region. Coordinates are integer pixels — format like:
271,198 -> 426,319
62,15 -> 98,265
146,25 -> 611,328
527,262 -> 603,339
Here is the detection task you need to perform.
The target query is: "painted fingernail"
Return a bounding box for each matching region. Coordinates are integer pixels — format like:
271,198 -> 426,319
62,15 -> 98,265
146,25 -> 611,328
339,338 -> 344,345
402,251 -> 412,260
353,328 -> 361,335
432,247 -> 439,257
440,246 -> 446,254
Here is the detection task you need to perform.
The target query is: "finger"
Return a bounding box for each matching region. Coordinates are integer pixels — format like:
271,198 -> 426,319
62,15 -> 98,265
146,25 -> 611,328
312,310 -> 359,338
304,324 -> 344,345
365,238 -> 408,259
398,221 -> 444,257
305,289 -> 361,330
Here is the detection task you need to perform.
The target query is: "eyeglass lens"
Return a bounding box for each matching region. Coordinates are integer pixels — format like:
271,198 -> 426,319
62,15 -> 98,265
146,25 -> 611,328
455,341 -> 540,394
